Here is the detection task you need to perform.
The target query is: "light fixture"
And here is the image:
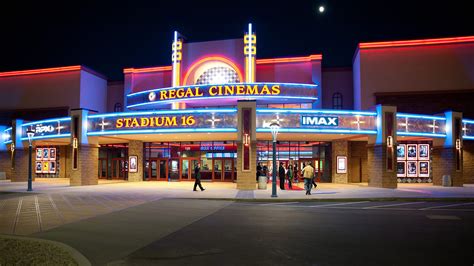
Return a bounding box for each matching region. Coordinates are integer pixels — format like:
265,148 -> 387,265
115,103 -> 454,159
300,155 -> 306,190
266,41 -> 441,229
269,122 -> 280,143
26,129 -> 35,146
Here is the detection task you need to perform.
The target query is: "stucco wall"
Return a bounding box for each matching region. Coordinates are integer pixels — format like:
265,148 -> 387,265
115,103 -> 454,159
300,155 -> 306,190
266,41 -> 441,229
322,68 -> 354,109
354,42 -> 474,110
79,70 -> 107,113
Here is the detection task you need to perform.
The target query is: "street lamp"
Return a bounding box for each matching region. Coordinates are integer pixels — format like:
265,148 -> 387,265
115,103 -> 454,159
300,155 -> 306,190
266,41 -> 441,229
270,122 -> 280,197
26,129 -> 35,192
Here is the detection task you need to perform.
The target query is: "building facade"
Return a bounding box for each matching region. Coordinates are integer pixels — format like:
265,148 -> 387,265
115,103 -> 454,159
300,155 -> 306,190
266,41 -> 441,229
1,26 -> 473,188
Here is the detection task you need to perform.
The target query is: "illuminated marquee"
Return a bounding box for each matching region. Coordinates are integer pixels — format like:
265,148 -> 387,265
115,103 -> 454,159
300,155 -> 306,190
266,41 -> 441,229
87,109 -> 238,136
126,83 -> 318,109
256,109 -> 377,134
20,118 -> 72,141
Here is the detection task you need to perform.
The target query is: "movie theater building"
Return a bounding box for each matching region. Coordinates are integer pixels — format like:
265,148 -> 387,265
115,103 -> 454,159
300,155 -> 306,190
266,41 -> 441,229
1,26 -> 474,189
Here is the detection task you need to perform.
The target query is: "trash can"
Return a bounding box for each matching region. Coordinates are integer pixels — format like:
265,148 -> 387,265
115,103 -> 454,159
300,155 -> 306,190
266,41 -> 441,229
442,175 -> 452,187
258,176 -> 268,189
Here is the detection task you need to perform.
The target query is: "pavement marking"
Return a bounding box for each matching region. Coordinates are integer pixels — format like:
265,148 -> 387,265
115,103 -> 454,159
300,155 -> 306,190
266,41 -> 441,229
12,197 -> 23,234
363,202 -> 425,209
48,194 -> 64,223
419,202 -> 474,210
426,215 -> 461,220
260,202 -> 299,206
34,196 -> 43,232
308,201 -> 370,208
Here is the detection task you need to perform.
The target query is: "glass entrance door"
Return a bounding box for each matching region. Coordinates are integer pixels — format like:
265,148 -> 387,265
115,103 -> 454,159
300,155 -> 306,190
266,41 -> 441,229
169,159 -> 180,181
99,159 -> 107,179
212,159 -> 235,181
111,158 -> 125,179
181,158 -> 199,180
158,159 -> 168,181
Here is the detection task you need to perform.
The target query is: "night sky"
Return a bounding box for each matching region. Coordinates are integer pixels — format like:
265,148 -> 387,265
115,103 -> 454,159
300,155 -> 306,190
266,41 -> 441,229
2,0 -> 472,81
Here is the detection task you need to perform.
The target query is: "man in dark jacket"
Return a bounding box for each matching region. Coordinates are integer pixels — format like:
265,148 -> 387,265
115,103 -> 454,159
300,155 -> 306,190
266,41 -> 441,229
278,162 -> 286,190
193,162 -> 205,191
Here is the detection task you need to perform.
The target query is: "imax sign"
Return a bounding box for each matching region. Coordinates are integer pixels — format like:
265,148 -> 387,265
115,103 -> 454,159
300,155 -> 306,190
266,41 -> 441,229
301,116 -> 339,126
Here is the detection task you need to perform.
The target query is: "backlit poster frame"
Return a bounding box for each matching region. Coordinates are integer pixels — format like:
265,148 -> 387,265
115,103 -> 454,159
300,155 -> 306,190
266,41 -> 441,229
42,161 -> 49,173
396,144 -> 406,160
406,161 -> 417,177
43,148 -> 50,160
397,161 -> 406,177
36,148 -> 42,160
35,161 -> 42,174
49,148 -> 56,161
129,155 -> 138,173
418,144 -> 429,160
49,161 -> 56,174
336,156 -> 347,174
419,161 -> 429,177
406,144 -> 417,160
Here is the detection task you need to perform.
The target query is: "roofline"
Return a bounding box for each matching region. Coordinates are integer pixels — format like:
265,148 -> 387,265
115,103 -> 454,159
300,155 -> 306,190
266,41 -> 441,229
359,35 -> 474,49
0,65 -> 108,80
0,65 -> 81,78
123,54 -> 323,75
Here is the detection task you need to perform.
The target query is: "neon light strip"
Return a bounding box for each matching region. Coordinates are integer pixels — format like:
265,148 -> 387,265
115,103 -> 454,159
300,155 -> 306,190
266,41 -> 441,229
127,82 -> 318,97
0,66 -> 81,78
463,136 -> 474,140
21,117 -> 71,127
397,132 -> 446,138
256,54 -> 322,64
257,128 -> 377,134
87,128 -> 237,136
463,119 -> 474,124
4,140 -> 12,144
20,134 -> 71,141
248,23 -> 253,82
396,113 -> 446,121
123,66 -> 172,74
359,36 -> 474,49
256,108 -> 376,116
127,96 -> 319,109
172,30 -> 178,87
88,108 -> 237,118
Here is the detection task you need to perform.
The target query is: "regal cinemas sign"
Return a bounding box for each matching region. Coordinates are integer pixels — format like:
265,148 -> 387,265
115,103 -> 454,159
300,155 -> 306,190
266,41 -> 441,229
126,83 -> 319,108
149,84 -> 281,101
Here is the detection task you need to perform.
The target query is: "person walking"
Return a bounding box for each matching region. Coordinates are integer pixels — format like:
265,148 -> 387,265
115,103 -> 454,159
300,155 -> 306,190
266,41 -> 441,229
193,162 -> 205,191
278,162 -> 286,190
287,165 -> 293,190
312,166 -> 318,188
256,163 -> 262,182
302,162 -> 315,195
293,163 -> 299,183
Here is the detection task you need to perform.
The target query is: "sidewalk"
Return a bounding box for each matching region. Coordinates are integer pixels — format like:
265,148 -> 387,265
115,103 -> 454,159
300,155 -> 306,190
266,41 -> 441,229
1,178 -> 474,200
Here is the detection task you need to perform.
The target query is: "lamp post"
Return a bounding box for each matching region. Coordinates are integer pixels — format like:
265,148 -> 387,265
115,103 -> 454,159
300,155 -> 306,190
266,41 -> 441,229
26,129 -> 35,192
269,122 -> 280,197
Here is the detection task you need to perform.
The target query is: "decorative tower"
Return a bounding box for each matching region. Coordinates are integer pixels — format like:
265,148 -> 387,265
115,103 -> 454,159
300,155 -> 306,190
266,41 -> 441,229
244,23 -> 256,83
171,31 -> 185,109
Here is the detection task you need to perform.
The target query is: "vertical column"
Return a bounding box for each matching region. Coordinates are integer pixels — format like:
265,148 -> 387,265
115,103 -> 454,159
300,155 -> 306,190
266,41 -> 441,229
0,125 -> 8,180
236,100 -> 257,190
432,111 -> 463,186
70,109 -> 99,186
10,120 -> 35,182
463,141 -> 474,184
128,140 -> 143,182
368,105 -> 398,188
332,140 -> 349,183
171,31 -> 184,110
244,23 -> 256,83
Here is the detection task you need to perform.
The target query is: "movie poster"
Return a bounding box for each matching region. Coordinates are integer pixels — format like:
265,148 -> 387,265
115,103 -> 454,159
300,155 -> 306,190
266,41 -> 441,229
418,144 -> 429,160
407,161 -> 417,177
129,156 -> 138,173
42,148 -> 49,160
49,161 -> 56,173
49,148 -> 56,160
397,144 -> 406,160
42,161 -> 49,173
35,161 -> 42,174
397,161 -> 406,177
36,148 -> 43,160
407,144 -> 417,160
419,161 -> 429,177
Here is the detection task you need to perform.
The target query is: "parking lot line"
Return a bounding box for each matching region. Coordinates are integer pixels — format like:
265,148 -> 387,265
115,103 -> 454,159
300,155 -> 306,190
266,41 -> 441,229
260,202 -> 299,206
363,202 -> 425,209
308,201 -> 370,208
420,202 -> 474,210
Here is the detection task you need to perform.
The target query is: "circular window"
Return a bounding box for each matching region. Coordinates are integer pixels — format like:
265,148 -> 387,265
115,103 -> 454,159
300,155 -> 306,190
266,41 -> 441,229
195,66 -> 240,85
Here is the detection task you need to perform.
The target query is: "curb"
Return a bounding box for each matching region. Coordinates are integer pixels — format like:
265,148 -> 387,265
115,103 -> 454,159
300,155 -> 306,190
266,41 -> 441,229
0,234 -> 91,266
171,197 -> 474,202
